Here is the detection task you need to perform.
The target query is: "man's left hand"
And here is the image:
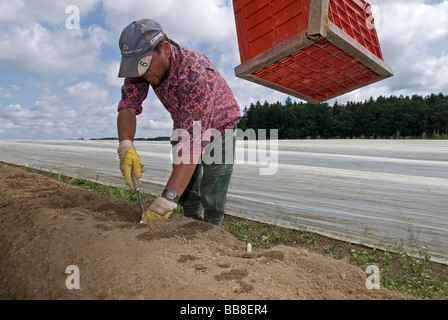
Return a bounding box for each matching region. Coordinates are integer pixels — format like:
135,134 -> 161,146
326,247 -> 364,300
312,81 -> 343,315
142,196 -> 177,223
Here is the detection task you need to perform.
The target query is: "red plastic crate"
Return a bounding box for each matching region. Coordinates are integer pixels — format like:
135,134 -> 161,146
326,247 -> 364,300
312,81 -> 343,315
328,0 -> 383,59
233,0 -> 310,62
233,0 -> 393,104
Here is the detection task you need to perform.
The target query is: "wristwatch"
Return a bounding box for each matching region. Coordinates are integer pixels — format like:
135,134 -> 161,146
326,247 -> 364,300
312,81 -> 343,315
162,188 -> 179,203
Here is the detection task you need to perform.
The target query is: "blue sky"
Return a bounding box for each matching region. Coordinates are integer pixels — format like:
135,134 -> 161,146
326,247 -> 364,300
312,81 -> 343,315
1,0 -> 447,140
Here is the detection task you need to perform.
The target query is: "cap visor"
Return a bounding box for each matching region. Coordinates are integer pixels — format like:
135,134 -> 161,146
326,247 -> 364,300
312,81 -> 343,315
118,55 -> 152,78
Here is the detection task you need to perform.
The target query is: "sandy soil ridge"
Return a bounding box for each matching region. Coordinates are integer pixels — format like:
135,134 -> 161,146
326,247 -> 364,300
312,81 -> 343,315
0,165 -> 411,300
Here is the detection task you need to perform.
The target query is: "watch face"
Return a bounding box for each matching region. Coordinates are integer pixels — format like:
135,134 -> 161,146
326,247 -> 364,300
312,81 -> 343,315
166,190 -> 176,199
163,189 -> 179,202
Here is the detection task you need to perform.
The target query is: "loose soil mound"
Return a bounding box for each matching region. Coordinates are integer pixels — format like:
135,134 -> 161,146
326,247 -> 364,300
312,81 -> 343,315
0,165 -> 412,300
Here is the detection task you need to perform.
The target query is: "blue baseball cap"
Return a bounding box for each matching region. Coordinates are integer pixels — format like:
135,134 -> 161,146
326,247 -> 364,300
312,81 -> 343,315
118,19 -> 165,78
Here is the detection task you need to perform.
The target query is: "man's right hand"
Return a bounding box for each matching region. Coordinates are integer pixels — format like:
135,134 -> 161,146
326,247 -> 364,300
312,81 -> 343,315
117,140 -> 145,190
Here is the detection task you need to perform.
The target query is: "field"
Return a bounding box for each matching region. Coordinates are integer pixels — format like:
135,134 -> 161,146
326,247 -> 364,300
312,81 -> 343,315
2,162 -> 448,301
1,139 -> 448,264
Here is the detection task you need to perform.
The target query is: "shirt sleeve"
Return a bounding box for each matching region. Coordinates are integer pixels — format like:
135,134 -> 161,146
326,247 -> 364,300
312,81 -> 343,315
117,77 -> 149,115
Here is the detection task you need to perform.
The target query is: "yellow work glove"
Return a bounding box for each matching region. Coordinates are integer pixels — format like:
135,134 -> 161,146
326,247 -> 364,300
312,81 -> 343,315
142,197 -> 177,223
117,140 -> 145,191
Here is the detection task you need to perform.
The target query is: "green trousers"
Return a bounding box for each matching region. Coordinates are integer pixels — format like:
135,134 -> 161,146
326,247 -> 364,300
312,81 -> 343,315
172,128 -> 236,226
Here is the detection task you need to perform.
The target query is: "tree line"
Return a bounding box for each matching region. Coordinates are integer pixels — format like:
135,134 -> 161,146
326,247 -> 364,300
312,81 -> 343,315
237,93 -> 448,139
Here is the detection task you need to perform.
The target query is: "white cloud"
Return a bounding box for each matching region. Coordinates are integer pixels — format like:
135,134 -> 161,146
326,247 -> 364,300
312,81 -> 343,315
106,61 -> 123,87
368,0 -> 448,96
0,0 -> 25,22
0,0 -> 113,77
102,0 -> 237,49
0,0 -> 100,26
142,119 -> 173,130
0,23 -> 112,75
3,104 -> 31,119
0,85 -> 118,139
66,81 -> 109,102
0,102 -> 68,139
0,86 -> 12,98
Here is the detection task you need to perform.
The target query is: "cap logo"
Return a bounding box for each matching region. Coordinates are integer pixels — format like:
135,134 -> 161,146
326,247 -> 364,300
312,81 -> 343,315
137,56 -> 152,76
122,47 -> 143,55
151,32 -> 164,45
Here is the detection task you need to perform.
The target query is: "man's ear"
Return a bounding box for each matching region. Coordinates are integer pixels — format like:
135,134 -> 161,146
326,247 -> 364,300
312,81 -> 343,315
162,41 -> 171,57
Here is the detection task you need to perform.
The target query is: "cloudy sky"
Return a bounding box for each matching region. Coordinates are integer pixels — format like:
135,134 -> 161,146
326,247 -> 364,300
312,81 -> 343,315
0,0 -> 447,140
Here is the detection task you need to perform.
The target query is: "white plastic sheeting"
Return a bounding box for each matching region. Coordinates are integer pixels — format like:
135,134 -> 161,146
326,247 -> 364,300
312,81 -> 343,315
1,139 -> 447,264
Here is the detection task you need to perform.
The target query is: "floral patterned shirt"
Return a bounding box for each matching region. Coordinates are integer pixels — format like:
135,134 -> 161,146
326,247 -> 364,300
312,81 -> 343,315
118,40 -> 241,154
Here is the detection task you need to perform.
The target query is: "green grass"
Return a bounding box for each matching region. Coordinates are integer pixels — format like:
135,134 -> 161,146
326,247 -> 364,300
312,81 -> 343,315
3,161 -> 448,300
379,244 -> 448,299
222,218 -> 300,250
25,167 -> 140,202
345,243 -> 448,299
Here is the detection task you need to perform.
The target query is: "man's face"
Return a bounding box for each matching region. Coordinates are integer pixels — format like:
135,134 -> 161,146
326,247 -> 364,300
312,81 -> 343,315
140,41 -> 171,87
